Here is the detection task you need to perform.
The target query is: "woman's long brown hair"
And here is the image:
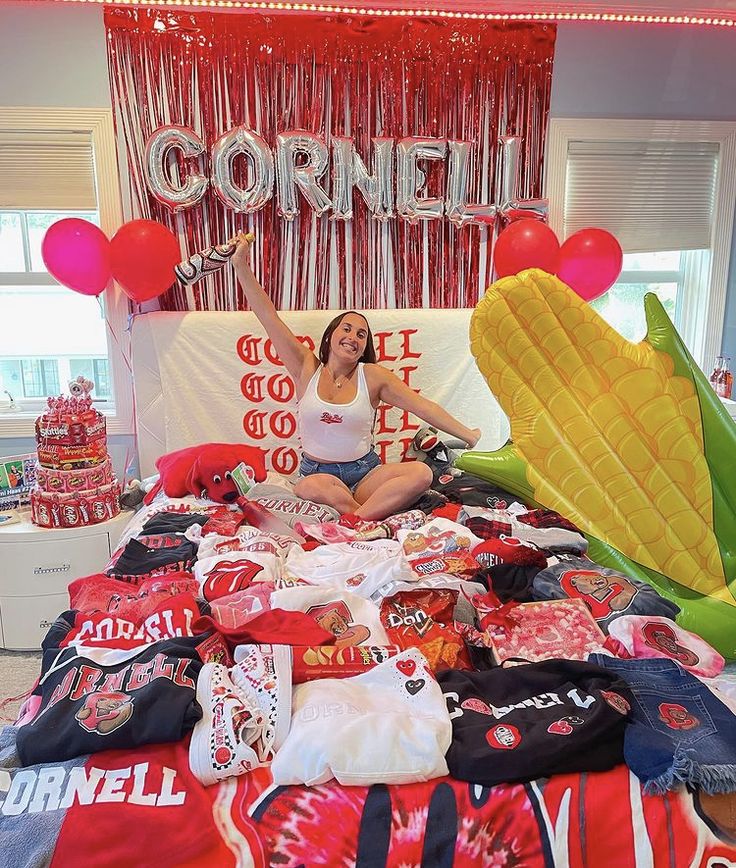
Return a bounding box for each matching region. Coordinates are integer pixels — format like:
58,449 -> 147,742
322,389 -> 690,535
318,311 -> 377,364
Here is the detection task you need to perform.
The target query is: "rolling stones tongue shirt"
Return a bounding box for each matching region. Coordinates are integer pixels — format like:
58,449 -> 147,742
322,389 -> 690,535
531,555 -> 680,630
437,659 -> 631,786
194,551 -> 282,602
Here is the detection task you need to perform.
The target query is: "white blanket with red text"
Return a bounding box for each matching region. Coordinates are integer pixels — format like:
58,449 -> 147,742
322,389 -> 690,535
130,309 -> 508,477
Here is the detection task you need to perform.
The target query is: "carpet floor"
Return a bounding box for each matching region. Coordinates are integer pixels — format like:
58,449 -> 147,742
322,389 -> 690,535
0,650 -> 42,725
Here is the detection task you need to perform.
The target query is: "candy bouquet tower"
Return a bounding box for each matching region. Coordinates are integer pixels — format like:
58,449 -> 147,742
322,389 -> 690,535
30,377 -> 121,528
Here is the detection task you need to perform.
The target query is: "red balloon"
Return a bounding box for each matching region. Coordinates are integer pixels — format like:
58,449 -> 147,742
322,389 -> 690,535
110,220 -> 180,303
41,218 -> 111,296
557,228 -> 623,302
493,219 -> 560,278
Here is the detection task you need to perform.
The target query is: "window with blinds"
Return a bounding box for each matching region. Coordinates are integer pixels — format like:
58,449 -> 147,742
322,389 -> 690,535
0,126 -> 109,408
563,140 -> 719,254
0,130 -> 97,211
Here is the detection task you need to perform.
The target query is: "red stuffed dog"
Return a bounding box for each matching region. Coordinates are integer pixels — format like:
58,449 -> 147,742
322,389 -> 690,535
145,443 -> 268,505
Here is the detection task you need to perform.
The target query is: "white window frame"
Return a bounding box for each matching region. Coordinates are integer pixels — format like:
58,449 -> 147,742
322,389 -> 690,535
0,107 -> 133,437
545,118 -> 736,370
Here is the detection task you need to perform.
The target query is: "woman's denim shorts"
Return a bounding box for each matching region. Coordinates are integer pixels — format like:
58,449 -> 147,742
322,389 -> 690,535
298,450 -> 381,491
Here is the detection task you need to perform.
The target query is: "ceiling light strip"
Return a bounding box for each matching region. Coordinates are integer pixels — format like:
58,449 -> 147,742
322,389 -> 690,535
56,0 -> 736,27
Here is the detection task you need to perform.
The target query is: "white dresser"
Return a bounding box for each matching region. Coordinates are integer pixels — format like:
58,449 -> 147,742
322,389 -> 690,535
0,510 -> 132,651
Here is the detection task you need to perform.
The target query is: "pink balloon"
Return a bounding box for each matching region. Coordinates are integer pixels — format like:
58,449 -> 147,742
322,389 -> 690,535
557,228 -> 623,302
41,218 -> 111,296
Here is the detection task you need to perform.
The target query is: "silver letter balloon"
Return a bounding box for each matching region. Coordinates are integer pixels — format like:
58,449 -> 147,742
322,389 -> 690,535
144,125 -> 209,212
211,126 -> 275,213
275,130 -> 332,220
396,137 -> 447,222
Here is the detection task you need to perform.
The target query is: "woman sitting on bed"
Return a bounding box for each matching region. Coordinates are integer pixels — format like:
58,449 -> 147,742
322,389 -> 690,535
232,235 -> 480,522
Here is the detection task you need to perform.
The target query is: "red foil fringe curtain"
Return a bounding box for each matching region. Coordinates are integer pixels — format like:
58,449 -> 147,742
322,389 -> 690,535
105,9 -> 555,312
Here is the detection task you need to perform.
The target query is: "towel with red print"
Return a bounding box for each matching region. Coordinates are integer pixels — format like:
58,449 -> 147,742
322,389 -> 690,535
4,728 -> 736,867
437,658 -> 631,786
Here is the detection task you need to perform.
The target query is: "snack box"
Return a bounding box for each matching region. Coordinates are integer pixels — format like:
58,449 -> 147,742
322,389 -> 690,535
485,599 -> 607,664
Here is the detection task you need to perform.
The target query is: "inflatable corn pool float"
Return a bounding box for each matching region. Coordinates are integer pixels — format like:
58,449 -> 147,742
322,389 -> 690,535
458,268 -> 736,658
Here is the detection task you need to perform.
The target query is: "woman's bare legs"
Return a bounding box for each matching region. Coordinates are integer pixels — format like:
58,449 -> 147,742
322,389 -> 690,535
352,462 -> 433,521
293,473 -> 360,515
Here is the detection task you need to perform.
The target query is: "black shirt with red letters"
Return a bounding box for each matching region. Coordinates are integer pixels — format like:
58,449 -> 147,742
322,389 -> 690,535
437,659 -> 632,786
16,635 -> 225,766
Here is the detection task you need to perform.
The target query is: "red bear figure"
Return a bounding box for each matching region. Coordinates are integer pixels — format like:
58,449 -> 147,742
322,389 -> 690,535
145,443 -> 268,505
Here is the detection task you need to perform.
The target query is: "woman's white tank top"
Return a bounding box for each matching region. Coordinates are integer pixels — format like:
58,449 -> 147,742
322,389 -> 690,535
297,364 -> 376,462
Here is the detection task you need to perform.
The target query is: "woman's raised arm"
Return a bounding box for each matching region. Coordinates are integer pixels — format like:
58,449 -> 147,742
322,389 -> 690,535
370,365 -> 481,447
231,234 -> 317,386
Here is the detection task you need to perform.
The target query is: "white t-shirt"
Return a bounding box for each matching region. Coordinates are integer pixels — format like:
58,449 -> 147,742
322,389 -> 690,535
193,526 -> 300,561
396,518 -> 482,561
271,586 -> 390,647
395,517 -> 483,577
195,550 -> 283,602
270,648 -> 451,786
285,539 -> 413,598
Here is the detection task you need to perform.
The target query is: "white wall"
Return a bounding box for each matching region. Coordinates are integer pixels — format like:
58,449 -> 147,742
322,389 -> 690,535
551,21 -> 736,366
551,22 -> 736,121
0,1 -> 111,108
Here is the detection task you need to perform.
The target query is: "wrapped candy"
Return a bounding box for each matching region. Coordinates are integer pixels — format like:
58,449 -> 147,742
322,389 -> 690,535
35,461 -> 113,493
484,599 -> 607,664
31,482 -> 121,528
202,509 -> 246,537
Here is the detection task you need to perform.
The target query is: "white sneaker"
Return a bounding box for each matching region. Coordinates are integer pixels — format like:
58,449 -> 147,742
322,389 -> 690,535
189,663 -> 263,786
231,644 -> 292,762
